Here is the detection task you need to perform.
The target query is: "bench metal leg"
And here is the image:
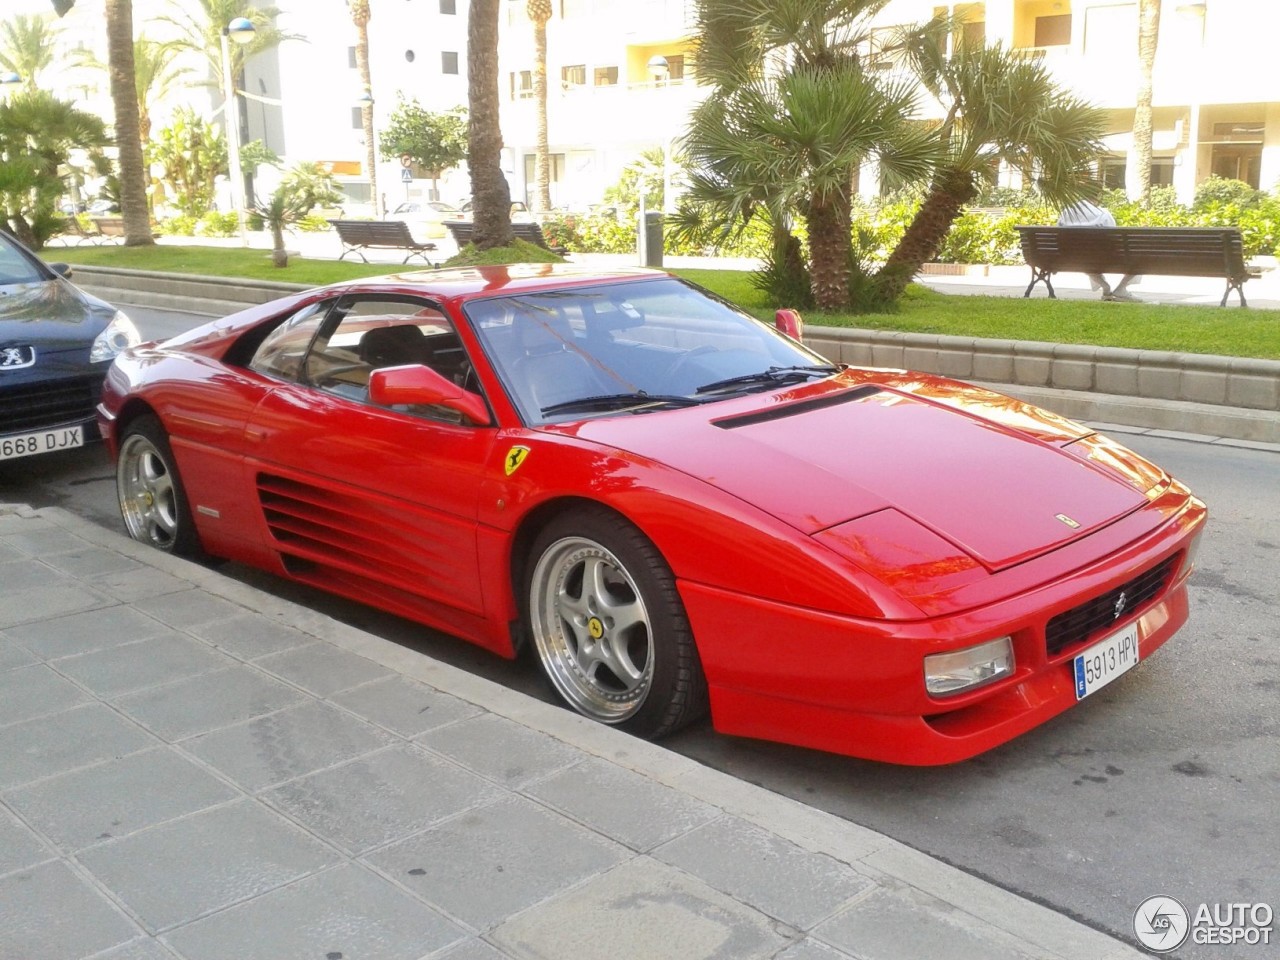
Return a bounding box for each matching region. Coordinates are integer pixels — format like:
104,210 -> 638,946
1023,267 -> 1056,299
1221,279 -> 1248,308
338,246 -> 370,263
402,250 -> 436,267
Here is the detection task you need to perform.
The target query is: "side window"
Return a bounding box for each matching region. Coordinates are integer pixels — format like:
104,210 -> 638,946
248,300 -> 330,381
304,296 -> 478,424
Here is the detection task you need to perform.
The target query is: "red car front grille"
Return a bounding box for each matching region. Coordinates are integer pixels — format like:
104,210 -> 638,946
1045,554 -> 1180,657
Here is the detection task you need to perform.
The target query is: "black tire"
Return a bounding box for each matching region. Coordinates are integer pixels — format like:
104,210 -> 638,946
523,506 -> 708,739
116,414 -> 206,559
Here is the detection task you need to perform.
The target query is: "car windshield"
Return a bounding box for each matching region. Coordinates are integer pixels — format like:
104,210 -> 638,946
463,277 -> 831,424
0,233 -> 45,286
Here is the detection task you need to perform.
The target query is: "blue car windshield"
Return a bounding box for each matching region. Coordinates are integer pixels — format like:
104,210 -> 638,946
0,234 -> 45,286
463,277 -> 830,424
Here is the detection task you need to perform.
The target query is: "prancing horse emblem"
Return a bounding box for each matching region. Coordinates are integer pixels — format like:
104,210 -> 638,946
1055,513 -> 1081,529
1114,591 -> 1128,620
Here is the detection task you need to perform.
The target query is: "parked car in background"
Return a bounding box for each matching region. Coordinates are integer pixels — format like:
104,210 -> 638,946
0,229 -> 139,462
459,200 -> 534,222
384,200 -> 465,239
100,264 -> 1205,765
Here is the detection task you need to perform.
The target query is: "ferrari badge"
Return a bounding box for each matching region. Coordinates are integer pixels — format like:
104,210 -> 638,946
504,445 -> 531,476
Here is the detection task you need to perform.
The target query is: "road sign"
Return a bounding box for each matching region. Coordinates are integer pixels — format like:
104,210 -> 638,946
401,167 -> 413,183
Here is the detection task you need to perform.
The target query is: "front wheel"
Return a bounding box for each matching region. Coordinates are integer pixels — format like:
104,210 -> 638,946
524,508 -> 707,739
116,414 -> 206,559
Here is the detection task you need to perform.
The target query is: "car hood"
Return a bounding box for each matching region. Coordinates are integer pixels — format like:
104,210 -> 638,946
565,379 -> 1152,572
0,279 -> 115,347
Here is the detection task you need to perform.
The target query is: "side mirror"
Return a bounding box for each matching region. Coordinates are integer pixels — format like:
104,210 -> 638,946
775,308 -> 803,340
48,263 -> 72,278
368,364 -> 491,426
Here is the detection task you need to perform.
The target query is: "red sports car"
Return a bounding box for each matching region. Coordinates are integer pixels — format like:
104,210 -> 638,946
100,265 -> 1206,764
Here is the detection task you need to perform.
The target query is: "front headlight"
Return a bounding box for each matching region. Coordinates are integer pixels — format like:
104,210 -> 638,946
90,311 -> 141,363
924,636 -> 1014,697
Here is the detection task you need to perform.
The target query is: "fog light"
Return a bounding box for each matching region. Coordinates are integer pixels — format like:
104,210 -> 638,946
924,636 -> 1014,696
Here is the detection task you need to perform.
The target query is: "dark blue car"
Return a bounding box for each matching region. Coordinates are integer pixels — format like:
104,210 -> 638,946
0,229 -> 139,462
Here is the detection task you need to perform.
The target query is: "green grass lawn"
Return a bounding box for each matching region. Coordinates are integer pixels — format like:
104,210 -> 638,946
41,244 -> 1280,360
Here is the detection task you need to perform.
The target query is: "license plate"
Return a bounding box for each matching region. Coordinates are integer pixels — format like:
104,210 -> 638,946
0,426 -> 84,461
1073,622 -> 1140,700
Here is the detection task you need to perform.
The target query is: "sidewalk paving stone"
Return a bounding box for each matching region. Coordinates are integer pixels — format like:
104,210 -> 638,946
185,611 -> 317,660
3,747 -> 238,851
255,640 -> 394,697
52,634 -> 235,699
368,794 -> 629,931
163,862 -> 466,960
111,664 -> 308,741
0,637 -> 35,671
0,703 -> 156,790
76,799 -> 338,932
261,742 -> 503,856
417,711 -> 583,788
0,860 -> 139,959
490,856 -> 797,960
0,803 -> 53,876
0,605 -> 175,660
330,674 -> 484,737
0,662 -> 92,726
181,699 -> 396,792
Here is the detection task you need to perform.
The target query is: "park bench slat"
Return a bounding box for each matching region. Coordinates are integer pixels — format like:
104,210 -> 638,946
327,219 -> 438,266
443,220 -> 568,256
1015,225 -> 1257,307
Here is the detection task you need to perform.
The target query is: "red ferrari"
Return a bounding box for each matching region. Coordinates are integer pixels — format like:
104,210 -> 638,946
100,265 -> 1206,764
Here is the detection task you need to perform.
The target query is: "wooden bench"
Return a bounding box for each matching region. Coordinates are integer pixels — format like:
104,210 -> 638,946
52,216 -> 113,246
444,220 -> 568,256
90,217 -> 126,240
327,219 -> 438,265
1015,225 -> 1260,307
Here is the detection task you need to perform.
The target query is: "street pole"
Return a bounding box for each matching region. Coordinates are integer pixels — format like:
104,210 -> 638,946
220,30 -> 247,245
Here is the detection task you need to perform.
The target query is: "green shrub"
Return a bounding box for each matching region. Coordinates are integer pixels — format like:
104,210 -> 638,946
196,211 -> 238,237
297,214 -> 332,232
158,215 -> 197,236
1193,175 -> 1264,211
443,237 -> 563,266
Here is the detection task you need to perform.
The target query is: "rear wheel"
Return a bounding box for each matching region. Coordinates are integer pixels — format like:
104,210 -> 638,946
524,507 -> 707,739
116,414 -> 205,558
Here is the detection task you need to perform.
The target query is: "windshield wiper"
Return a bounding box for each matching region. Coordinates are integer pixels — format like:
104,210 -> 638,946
541,392 -> 706,416
694,364 -> 840,395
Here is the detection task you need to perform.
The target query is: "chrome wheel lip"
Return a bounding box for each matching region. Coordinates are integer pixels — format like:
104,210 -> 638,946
529,535 -> 653,723
117,433 -> 179,550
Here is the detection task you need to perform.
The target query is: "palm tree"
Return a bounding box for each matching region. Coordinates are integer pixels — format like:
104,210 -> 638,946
347,0 -> 379,216
1132,0 -> 1161,202
527,0 -> 552,213
683,0 -> 933,309
872,36 -> 1106,303
0,13 -> 60,91
159,0 -> 300,84
105,0 -> 153,245
467,0 -> 513,248
76,37 -> 192,142
253,185 -> 310,267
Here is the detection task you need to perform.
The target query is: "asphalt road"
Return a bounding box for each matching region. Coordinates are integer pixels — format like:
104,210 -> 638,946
4,302 -> 1277,957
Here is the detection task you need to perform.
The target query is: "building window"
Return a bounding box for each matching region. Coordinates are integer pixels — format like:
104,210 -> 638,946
593,65 -> 618,86
442,51 -> 459,74
1034,14 -> 1072,47
440,0 -> 456,12
665,54 -> 684,81
961,20 -> 985,48
347,46 -> 357,69
351,106 -> 363,129
511,70 -> 533,99
561,64 -> 586,86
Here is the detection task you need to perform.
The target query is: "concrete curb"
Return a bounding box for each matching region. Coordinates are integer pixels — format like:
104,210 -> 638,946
17,502 -> 1145,960
69,265 -> 1280,443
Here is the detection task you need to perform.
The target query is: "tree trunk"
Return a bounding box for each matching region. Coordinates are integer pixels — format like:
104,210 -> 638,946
531,10 -> 552,213
467,0 -> 513,248
806,188 -> 853,310
873,168 -> 977,304
270,222 -> 287,267
1131,0 -> 1160,203
105,0 -> 153,246
352,10 -> 379,216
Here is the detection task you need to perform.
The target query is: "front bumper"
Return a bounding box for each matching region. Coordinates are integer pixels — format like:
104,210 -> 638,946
679,495 -> 1206,765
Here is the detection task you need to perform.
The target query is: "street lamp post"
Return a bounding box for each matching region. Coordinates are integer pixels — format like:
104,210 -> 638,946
220,17 -> 256,244
646,56 -> 673,213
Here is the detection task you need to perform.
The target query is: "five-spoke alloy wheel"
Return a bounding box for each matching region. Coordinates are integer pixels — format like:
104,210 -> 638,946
525,508 -> 706,738
117,414 -> 203,557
